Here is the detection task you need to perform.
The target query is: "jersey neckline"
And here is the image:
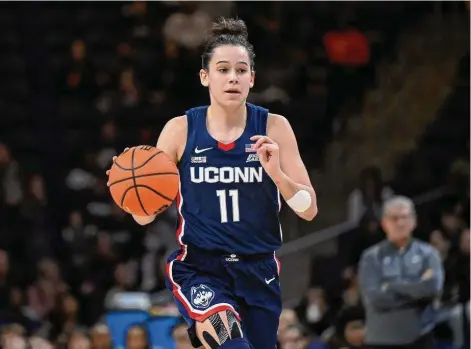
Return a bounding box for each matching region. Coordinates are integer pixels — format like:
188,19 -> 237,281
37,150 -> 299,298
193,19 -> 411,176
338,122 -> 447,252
202,104 -> 252,151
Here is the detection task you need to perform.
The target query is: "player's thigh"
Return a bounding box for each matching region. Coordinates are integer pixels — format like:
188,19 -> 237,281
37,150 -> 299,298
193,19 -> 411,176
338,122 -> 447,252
195,309 -> 245,349
241,306 -> 280,349
235,258 -> 282,349
166,252 -> 241,347
165,252 -> 237,317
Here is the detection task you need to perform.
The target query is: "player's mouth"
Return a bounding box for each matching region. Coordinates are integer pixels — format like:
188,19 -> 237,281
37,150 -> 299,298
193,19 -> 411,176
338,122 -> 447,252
224,88 -> 241,95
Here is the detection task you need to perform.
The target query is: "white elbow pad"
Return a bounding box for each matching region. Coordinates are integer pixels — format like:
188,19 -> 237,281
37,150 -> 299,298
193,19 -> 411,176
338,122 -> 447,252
286,190 -> 312,213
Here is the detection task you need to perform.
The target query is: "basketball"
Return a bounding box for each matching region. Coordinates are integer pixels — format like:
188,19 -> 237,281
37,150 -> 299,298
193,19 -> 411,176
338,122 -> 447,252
108,146 -> 179,216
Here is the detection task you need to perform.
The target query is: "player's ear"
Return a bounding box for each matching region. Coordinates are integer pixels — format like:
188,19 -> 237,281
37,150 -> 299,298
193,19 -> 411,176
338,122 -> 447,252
249,70 -> 255,89
200,69 -> 209,87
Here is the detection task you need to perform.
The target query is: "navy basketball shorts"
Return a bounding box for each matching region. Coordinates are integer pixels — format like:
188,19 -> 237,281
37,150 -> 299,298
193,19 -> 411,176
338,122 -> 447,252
165,245 -> 282,349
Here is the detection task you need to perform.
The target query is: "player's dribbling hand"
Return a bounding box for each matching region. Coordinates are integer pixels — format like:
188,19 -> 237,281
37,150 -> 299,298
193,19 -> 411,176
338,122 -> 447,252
105,147 -> 129,187
250,135 -> 282,180
105,147 -> 157,225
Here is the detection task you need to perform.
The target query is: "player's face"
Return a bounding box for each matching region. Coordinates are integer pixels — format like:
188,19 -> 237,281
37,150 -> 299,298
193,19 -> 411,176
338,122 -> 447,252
200,45 -> 254,107
381,205 -> 416,243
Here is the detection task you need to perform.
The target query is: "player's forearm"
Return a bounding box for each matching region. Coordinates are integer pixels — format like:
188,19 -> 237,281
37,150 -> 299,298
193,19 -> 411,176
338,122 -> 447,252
271,171 -> 318,221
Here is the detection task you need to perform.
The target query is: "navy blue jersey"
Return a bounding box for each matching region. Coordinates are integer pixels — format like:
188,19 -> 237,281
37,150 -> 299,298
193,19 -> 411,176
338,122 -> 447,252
175,103 -> 282,255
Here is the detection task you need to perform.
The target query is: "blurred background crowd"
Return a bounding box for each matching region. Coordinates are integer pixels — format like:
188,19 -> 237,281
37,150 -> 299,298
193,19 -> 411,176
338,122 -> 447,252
0,1 -> 469,349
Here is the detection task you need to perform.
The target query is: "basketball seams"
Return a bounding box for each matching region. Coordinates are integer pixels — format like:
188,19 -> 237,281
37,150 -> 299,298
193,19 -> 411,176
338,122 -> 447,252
130,147 -> 150,216
120,186 -> 137,208
134,185 -> 174,202
111,146 -> 179,216
108,172 -> 179,187
113,149 -> 163,170
113,161 -> 130,171
133,150 -> 163,169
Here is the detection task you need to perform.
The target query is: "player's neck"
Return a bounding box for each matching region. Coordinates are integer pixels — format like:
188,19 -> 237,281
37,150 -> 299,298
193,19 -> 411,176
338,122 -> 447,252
207,103 -> 247,130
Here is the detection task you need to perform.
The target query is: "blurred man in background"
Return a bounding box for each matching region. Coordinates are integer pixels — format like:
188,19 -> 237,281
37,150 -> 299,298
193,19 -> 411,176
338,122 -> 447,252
359,196 -> 444,349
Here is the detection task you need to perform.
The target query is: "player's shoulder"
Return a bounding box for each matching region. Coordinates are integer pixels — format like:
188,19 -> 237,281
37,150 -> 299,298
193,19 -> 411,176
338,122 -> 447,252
266,113 -> 293,139
163,115 -> 188,136
158,116 -> 188,162
267,113 -> 289,124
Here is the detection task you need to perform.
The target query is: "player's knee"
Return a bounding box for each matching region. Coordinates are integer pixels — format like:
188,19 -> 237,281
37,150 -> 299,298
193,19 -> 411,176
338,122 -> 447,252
196,310 -> 245,349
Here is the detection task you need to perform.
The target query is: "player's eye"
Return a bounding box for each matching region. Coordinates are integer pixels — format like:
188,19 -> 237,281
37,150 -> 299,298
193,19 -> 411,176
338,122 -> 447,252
237,69 -> 247,74
218,68 -> 229,73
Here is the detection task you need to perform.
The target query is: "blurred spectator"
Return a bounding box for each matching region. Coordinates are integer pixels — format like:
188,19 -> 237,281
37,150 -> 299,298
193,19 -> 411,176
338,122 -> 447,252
1,324 -> 27,349
457,229 -> 470,348
30,336 -> 54,349
342,274 -> 361,308
2,333 -> 27,349
119,69 -> 140,108
163,3 -> 211,50
139,229 -> 168,293
171,321 -> 193,349
344,213 -> 383,273
21,174 -> 54,261
104,263 -> 136,309
279,309 -> 300,341
278,324 -> 311,349
348,167 -> 394,224
456,229 -> 470,304
0,249 -> 13,309
359,196 -> 443,349
322,306 -> 365,349
60,210 -> 97,284
295,288 -> 335,337
95,121 -> 120,171
48,293 -> 81,341
0,287 -> 35,335
65,152 -> 101,194
90,323 -> 112,349
27,258 -> 68,320
79,232 -> 117,325
66,330 -> 91,349
429,230 -> 457,305
0,143 -> 23,208
436,209 -> 466,250
125,325 -> 149,349
65,40 -> 94,98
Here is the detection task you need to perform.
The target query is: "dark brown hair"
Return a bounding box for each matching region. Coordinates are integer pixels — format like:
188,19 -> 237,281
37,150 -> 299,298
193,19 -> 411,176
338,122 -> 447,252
201,17 -> 255,70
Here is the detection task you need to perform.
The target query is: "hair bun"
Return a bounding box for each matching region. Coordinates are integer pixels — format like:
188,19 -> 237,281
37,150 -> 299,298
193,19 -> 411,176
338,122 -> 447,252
210,17 -> 248,39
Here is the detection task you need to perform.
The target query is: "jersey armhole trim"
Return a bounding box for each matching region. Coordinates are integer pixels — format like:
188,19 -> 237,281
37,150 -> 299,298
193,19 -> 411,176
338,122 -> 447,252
178,114 -> 192,166
264,110 -> 271,136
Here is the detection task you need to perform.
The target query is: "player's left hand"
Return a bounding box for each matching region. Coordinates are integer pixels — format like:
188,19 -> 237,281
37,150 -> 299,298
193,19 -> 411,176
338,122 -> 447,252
250,135 -> 282,180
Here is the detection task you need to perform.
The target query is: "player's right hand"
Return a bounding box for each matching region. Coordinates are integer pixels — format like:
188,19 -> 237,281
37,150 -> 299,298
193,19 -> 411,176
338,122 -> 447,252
105,147 -> 157,225
105,147 -> 129,186
132,214 -> 157,225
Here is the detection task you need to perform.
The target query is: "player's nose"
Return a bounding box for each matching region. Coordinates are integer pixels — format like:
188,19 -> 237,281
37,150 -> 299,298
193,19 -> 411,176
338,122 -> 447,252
228,69 -> 239,83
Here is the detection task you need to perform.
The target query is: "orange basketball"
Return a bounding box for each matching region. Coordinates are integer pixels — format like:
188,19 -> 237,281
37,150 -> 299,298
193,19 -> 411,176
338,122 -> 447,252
108,146 -> 179,216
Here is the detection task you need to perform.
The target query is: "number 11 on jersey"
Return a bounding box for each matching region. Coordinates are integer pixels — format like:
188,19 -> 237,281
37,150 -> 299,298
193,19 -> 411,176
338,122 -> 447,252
216,189 -> 240,223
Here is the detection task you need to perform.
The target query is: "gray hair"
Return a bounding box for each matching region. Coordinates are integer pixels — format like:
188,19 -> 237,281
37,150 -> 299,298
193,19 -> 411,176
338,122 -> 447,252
382,195 -> 416,217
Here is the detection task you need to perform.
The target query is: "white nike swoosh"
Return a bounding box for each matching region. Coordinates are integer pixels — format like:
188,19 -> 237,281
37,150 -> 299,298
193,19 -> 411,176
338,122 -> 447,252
265,277 -> 276,285
195,146 -> 213,154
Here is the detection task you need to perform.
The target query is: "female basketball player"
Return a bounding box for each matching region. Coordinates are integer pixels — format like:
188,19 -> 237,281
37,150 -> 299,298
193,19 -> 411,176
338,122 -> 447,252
107,17 -> 317,349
